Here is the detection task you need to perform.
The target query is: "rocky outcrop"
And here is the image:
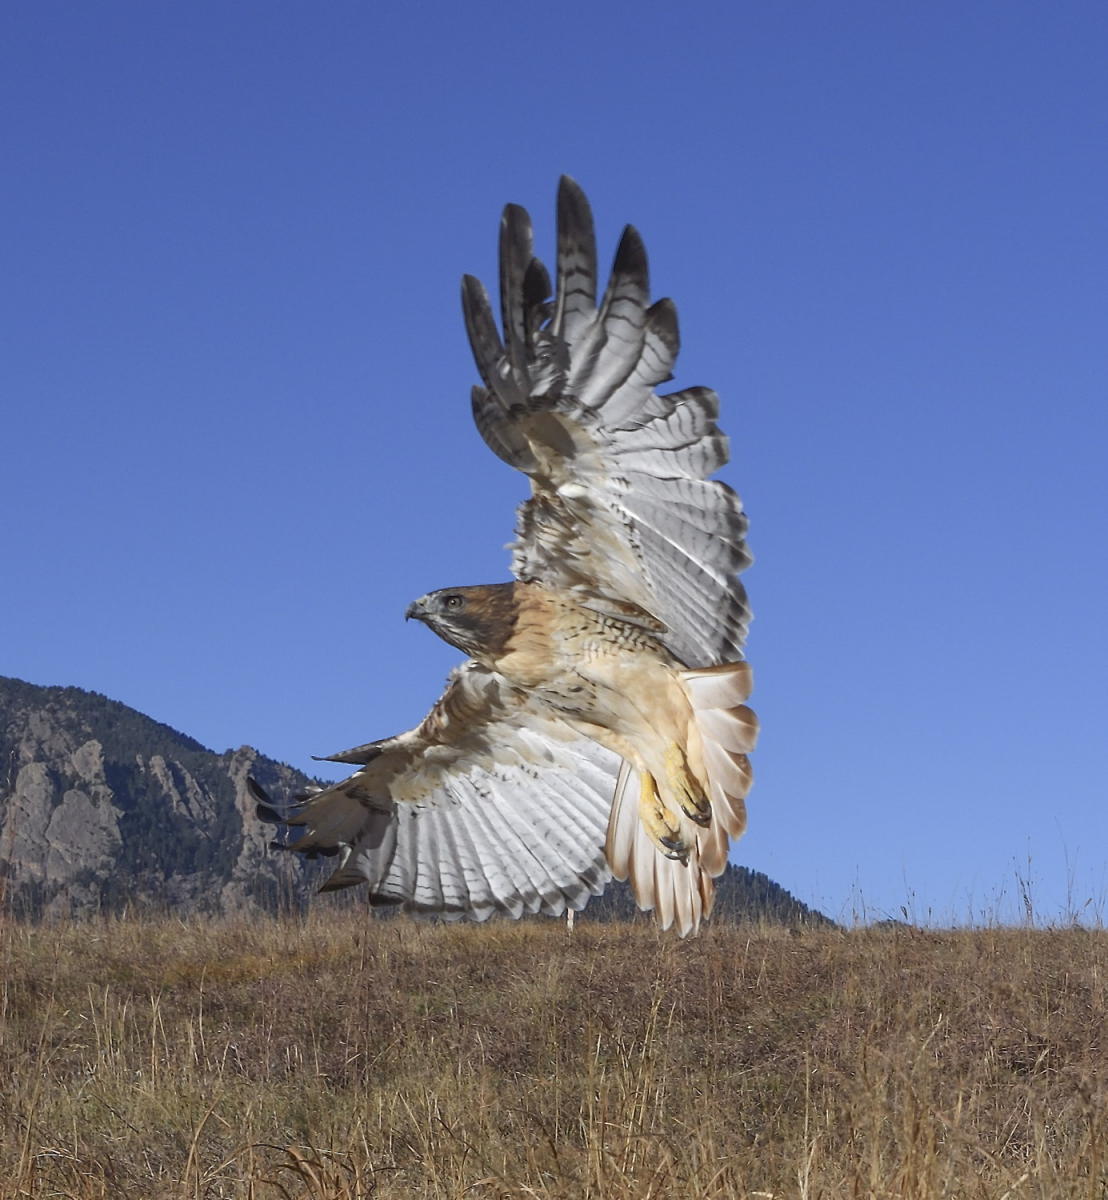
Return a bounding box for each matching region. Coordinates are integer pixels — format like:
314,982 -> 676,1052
0,677 -> 318,917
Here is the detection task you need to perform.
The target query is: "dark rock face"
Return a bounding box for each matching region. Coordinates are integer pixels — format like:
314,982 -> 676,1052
0,677 -> 316,918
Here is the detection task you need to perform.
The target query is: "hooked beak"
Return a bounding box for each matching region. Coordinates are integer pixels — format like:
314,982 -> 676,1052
405,598 -> 425,623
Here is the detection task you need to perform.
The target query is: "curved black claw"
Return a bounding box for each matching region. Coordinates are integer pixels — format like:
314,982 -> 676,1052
659,835 -> 690,863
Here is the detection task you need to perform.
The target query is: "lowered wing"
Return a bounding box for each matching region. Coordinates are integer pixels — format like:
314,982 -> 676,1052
252,661 -> 617,920
463,176 -> 752,669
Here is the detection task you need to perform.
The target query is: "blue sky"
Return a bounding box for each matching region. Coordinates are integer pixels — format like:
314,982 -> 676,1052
3,2 -> 1106,923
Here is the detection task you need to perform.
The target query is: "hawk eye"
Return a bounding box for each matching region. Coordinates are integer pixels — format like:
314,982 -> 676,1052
443,594 -> 463,609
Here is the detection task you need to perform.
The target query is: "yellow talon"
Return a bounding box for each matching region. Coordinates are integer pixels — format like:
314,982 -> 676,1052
639,771 -> 688,861
663,743 -> 712,827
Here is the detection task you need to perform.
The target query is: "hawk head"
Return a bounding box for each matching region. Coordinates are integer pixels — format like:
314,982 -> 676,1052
406,583 -> 518,659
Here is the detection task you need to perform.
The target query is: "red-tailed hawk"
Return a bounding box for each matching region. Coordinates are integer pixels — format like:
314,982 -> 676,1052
252,178 -> 756,936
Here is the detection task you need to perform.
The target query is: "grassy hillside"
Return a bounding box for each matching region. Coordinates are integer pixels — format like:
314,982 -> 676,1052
2,911 -> 1106,1198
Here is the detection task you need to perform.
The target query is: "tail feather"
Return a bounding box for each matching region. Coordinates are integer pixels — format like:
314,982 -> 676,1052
698,815 -> 731,878
652,846 -> 676,931
604,760 -> 638,881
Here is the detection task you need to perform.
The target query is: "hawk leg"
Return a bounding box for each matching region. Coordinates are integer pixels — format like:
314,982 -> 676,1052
663,743 -> 712,827
639,770 -> 689,862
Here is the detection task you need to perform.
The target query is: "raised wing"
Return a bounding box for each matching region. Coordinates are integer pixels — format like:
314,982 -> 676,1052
251,662 -> 617,920
463,176 -> 752,668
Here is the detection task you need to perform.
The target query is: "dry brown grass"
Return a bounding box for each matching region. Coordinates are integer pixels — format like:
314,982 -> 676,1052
1,908 -> 1107,1198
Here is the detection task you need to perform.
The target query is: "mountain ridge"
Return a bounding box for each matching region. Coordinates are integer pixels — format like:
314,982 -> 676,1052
0,674 -> 316,918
